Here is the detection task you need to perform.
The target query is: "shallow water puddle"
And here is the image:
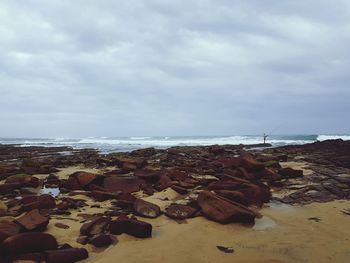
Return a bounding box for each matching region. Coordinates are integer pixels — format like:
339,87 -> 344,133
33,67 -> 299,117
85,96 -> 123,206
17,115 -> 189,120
253,216 -> 277,230
41,186 -> 60,197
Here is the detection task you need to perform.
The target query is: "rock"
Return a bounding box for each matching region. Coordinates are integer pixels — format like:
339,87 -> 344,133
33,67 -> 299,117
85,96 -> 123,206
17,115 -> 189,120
89,190 -> 119,201
240,155 -> 265,173
134,169 -> 161,181
133,199 -> 161,218
22,194 -> 56,211
16,209 -> 49,231
171,185 -> 188,194
131,147 -> 157,157
197,191 -> 255,224
1,232 -> 58,256
109,217 -> 152,238
0,201 -> 7,216
5,174 -> 39,186
54,223 -> 70,229
12,252 -> 44,262
279,167 -> 303,178
165,204 -> 198,219
76,235 -> 89,245
0,221 -> 21,243
115,157 -> 146,169
45,248 -> 88,263
103,176 -> 143,193
88,234 -> 113,248
216,245 -> 234,253
80,216 -> 110,236
214,190 -> 249,206
70,172 -> 98,187
235,183 -> 271,206
0,183 -> 21,194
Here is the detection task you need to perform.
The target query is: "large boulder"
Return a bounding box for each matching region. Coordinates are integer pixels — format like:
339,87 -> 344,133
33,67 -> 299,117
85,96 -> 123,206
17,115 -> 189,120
1,232 -> 58,256
197,191 -> 255,224
45,248 -> 88,263
134,169 -> 161,181
15,209 -> 49,231
133,199 -> 161,218
0,221 -> 21,243
21,194 -> 56,211
103,176 -> 143,193
109,217 -> 152,238
69,172 -> 99,188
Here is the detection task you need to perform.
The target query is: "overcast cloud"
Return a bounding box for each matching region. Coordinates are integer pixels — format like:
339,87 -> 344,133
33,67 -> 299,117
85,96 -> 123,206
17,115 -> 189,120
0,0 -> 349,137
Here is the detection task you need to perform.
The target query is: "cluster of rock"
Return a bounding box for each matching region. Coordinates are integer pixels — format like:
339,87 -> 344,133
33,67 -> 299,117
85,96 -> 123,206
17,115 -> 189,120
265,139 -> 350,203
1,139 -> 350,262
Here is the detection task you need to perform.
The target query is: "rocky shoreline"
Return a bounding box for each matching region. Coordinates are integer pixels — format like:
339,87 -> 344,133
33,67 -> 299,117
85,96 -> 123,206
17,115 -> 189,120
0,139 -> 350,263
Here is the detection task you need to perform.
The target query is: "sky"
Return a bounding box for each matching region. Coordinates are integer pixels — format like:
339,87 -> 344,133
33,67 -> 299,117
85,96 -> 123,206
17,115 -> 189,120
0,0 -> 350,137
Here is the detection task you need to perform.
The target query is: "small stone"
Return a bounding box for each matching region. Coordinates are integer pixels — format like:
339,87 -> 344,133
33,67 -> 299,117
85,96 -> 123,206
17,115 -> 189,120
216,246 -> 234,253
133,199 -> 161,218
88,234 -> 113,248
55,223 -> 70,229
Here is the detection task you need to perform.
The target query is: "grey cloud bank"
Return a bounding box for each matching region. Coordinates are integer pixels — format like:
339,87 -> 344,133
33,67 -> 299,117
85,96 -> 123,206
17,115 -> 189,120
0,0 -> 349,137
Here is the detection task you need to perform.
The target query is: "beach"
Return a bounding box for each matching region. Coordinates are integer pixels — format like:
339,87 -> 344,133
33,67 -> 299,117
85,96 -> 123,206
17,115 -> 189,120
0,140 -> 350,262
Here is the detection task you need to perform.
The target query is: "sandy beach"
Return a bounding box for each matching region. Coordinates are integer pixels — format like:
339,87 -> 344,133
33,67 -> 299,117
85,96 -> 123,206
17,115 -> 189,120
1,141 -> 350,263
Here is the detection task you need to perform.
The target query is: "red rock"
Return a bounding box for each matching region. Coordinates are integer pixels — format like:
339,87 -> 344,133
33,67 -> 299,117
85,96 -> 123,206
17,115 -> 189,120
133,199 -> 161,218
236,183 -> 271,206
122,162 -> 137,171
0,221 -> 21,243
197,191 -> 255,224
213,157 -> 242,168
80,216 -> 110,236
240,155 -> 265,173
214,190 -> 249,206
134,169 -> 161,181
54,223 -> 69,229
165,204 -> 198,219
0,183 -> 21,194
1,232 -> 58,256
70,172 -> 98,187
109,218 -> 152,238
45,248 -> 88,263
12,252 -> 44,262
22,194 -> 56,211
166,170 -> 187,181
16,209 -> 49,231
88,234 -> 113,247
103,176 -> 143,193
171,185 -> 188,194
279,167 -> 303,178
208,181 -> 243,191
115,157 -> 146,169
62,176 -> 82,190
89,190 -> 119,201
131,147 -> 157,157
156,175 -> 173,190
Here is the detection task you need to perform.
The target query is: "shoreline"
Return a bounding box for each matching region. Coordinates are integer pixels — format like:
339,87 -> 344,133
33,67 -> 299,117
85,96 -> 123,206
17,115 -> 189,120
1,140 -> 350,262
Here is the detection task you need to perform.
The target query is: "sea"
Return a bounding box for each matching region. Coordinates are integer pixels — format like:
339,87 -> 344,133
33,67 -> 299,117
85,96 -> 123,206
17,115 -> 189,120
0,135 -> 349,154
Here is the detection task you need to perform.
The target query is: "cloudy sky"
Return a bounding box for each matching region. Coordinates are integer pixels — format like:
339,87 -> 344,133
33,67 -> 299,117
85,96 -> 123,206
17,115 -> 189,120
1,0 -> 349,137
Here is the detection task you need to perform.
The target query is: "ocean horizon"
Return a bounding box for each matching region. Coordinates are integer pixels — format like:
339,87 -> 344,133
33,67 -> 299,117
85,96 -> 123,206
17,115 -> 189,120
1,134 -> 349,153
